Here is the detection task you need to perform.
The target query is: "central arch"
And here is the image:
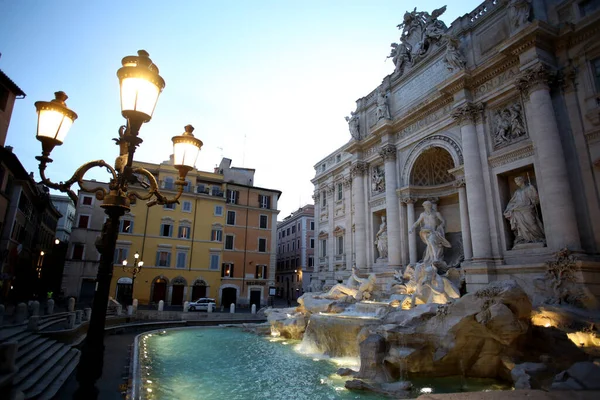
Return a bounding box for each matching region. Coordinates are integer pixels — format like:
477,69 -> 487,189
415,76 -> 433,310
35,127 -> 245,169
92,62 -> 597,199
401,134 -> 463,186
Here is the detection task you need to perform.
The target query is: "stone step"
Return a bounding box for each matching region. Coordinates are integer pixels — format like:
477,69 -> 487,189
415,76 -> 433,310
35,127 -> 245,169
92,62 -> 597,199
15,345 -> 71,393
37,350 -> 80,400
16,339 -> 58,370
15,332 -> 39,350
16,336 -> 46,355
0,324 -> 28,341
25,348 -> 80,399
38,317 -> 65,331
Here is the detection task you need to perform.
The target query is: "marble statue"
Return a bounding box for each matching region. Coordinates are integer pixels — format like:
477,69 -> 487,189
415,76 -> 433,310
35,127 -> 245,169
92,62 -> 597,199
324,268 -> 377,301
345,111 -> 360,140
409,200 -> 451,265
412,264 -> 460,306
374,216 -> 388,259
508,0 -> 531,29
371,166 -> 385,193
443,38 -> 466,72
504,176 -> 545,246
375,88 -> 391,120
388,42 -> 410,74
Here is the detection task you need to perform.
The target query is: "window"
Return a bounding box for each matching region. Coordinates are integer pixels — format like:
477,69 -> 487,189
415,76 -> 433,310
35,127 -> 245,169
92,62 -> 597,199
81,196 -> 93,206
225,235 -> 234,250
320,239 -> 327,257
176,252 -> 187,269
291,225 -> 296,234
258,238 -> 267,252
287,243 -> 290,252
321,191 -> 326,207
310,221 -> 314,230
211,228 -> 222,242
337,183 -> 343,201
310,238 -> 314,248
593,57 -> 600,92
292,241 -> 295,251
255,264 -> 267,279
178,225 -> 191,239
215,205 -> 223,216
210,254 -> 220,270
182,201 -> 192,212
259,194 -> 271,209
297,239 -> 300,249
336,154 -> 341,163
226,189 -> 239,204
184,180 -> 191,193
119,220 -> 133,233
197,184 -> 207,194
308,256 -> 314,267
297,223 -> 301,232
259,215 -> 268,229
291,258 -> 296,268
77,215 -> 90,229
72,244 -> 84,260
282,230 -> 286,238
580,0 -> 600,16
164,203 -> 176,210
114,247 -> 129,264
156,251 -> 171,267
164,177 -> 174,190
212,186 -> 222,196
160,223 -> 173,237
222,263 -> 234,277
321,163 -> 326,172
227,211 -> 236,225
337,236 -> 344,255
286,228 -> 290,235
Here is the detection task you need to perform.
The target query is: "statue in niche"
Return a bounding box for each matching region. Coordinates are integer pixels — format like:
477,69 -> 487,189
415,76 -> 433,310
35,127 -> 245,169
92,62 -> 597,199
371,166 -> 385,193
375,87 -> 391,121
508,0 -> 531,29
443,37 -> 466,72
345,111 -> 360,141
388,42 -> 411,75
374,216 -> 388,259
322,267 -> 377,301
492,102 -> 527,147
409,200 -> 451,265
504,176 -> 545,247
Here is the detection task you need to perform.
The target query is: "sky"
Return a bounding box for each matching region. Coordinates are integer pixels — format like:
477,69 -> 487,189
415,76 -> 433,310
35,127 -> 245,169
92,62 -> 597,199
0,0 -> 483,219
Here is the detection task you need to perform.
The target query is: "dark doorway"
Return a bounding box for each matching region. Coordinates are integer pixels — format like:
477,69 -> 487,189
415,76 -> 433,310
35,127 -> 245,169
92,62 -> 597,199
152,279 -> 167,303
116,283 -> 132,305
250,290 -> 261,309
79,279 -> 96,307
222,287 -> 237,308
171,285 -> 184,306
192,284 -> 206,300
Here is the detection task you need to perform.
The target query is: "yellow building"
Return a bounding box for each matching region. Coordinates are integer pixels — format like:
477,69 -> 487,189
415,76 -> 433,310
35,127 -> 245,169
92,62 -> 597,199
108,157 -> 281,309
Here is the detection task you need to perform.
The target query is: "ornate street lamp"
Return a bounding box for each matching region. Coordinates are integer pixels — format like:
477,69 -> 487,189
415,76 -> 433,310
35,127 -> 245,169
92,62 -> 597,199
33,50 -> 203,399
122,251 -> 144,306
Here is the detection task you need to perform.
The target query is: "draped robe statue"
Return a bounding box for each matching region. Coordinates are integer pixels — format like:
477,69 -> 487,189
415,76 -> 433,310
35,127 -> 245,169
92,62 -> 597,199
504,176 -> 545,246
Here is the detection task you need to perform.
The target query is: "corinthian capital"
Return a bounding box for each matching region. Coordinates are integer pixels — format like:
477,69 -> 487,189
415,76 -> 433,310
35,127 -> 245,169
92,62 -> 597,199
451,102 -> 484,126
453,177 -> 466,188
379,144 -> 397,161
515,64 -> 556,96
350,161 -> 369,177
342,175 -> 352,188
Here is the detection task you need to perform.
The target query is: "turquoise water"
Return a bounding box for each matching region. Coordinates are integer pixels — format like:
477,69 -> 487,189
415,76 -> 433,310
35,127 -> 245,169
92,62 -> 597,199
137,328 -> 510,400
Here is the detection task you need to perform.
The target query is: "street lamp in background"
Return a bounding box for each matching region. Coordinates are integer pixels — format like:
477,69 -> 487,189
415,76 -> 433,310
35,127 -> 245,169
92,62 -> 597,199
33,50 -> 203,399
122,251 -> 143,305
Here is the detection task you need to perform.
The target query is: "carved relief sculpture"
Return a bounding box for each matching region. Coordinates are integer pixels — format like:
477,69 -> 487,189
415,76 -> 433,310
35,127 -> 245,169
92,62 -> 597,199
409,200 -> 451,265
345,111 -> 361,140
375,87 -> 391,120
443,37 -> 466,72
492,102 -> 527,148
371,165 -> 385,193
508,0 -> 531,29
503,176 -> 545,247
374,216 -> 388,259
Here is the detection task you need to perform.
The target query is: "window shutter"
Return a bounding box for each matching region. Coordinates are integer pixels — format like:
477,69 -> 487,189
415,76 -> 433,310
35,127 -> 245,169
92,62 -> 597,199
230,263 -> 235,277
234,191 -> 239,204
255,265 -> 259,278
166,253 -> 171,267
264,265 -> 268,279
266,195 -> 271,209
226,190 -> 231,203
221,263 -> 225,277
156,252 -> 160,267
114,249 -> 118,264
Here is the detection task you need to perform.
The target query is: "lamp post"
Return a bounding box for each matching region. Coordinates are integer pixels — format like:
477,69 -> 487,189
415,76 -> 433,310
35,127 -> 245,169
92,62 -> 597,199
33,50 -> 203,399
122,251 -> 143,306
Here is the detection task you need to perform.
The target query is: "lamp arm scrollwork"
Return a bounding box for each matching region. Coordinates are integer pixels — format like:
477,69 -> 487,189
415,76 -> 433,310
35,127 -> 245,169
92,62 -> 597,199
38,159 -> 117,204
127,167 -> 186,207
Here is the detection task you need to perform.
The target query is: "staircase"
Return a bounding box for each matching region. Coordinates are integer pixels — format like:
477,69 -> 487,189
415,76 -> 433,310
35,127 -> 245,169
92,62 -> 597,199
0,323 -> 80,400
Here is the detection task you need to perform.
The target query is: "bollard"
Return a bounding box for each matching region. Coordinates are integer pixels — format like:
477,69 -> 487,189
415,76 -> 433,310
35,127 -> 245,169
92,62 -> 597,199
158,300 -> 164,311
27,316 -> 40,332
15,303 -> 27,324
31,301 -> 40,316
0,341 -> 18,374
230,303 -> 235,313
0,304 -> 4,326
251,304 -> 256,314
207,303 -> 213,314
46,299 -> 55,315
183,301 -> 189,313
68,297 -> 75,312
84,308 -> 92,321
115,304 -> 122,316
75,310 -> 83,324
127,305 -> 133,316
66,312 -> 76,329
132,298 -> 139,312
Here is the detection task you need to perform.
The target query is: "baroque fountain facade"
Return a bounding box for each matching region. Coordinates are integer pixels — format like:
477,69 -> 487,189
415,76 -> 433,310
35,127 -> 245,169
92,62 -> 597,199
268,0 -> 600,395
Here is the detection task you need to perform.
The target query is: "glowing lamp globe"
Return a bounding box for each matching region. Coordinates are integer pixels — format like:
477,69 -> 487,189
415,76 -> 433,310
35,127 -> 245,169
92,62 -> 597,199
34,91 -> 78,156
172,125 -> 203,175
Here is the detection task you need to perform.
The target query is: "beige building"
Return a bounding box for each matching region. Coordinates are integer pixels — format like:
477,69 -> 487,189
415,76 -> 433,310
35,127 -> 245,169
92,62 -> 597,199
312,1 -> 600,306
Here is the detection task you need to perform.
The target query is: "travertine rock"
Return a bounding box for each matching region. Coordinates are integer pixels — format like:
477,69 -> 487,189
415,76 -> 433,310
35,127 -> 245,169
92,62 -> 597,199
552,362 -> 600,390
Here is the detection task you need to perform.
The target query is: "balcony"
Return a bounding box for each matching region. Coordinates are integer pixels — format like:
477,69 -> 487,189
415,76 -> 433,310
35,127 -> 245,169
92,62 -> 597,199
334,254 -> 346,263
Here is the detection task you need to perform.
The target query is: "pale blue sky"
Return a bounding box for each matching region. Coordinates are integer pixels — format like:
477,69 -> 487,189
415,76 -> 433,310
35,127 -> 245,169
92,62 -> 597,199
0,0 -> 483,217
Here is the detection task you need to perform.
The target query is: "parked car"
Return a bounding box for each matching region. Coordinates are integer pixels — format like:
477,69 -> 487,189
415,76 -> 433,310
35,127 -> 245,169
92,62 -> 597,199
188,298 -> 216,312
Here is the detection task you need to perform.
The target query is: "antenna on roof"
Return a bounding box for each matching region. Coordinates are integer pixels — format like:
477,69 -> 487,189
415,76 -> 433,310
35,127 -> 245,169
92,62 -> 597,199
217,146 -> 223,159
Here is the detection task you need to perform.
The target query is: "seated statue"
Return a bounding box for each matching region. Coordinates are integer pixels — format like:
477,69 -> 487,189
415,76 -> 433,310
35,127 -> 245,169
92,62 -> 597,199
324,268 -> 377,301
411,265 -> 460,307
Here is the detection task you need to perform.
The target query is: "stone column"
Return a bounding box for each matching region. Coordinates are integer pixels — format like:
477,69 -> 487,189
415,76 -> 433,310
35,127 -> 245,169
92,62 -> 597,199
327,184 -> 336,275
404,198 -> 418,265
516,65 -> 581,251
454,178 -> 473,261
399,201 -> 408,266
312,189 -> 321,279
380,144 -> 401,269
451,103 -> 493,260
351,161 -> 369,269
343,175 -> 353,271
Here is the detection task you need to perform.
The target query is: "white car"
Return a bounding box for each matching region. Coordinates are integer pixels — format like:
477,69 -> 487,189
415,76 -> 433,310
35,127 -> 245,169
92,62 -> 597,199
188,298 -> 216,312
